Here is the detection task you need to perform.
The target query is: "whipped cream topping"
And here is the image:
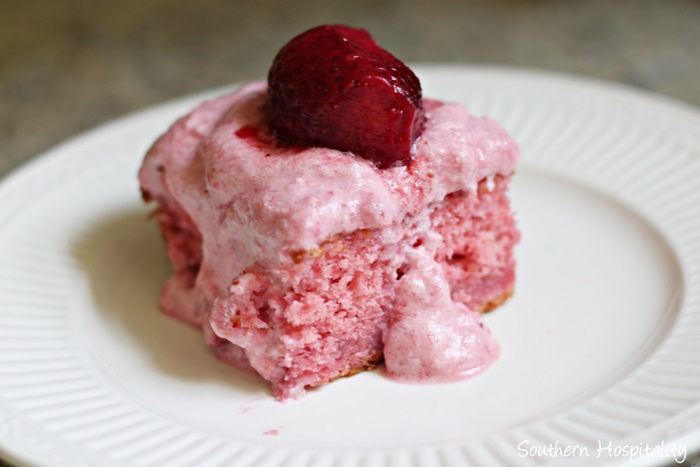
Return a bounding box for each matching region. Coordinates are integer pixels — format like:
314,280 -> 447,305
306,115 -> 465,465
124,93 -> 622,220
139,81 -> 518,385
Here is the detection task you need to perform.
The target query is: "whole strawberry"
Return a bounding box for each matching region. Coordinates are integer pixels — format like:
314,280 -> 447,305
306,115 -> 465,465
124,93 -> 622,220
265,25 -> 425,168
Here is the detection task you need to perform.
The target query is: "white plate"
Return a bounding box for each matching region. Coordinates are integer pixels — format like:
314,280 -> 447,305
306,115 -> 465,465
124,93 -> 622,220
1,65 -> 699,467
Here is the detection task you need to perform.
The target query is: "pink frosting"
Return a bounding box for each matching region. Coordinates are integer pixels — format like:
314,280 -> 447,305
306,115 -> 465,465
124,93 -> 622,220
139,81 -> 518,384
383,243 -> 501,382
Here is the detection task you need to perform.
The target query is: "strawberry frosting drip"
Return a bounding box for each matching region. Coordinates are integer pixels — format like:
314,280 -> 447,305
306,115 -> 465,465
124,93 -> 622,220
139,82 -> 518,385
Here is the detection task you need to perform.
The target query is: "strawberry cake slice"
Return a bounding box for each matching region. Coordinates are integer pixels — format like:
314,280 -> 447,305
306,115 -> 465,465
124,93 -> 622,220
139,25 -> 519,400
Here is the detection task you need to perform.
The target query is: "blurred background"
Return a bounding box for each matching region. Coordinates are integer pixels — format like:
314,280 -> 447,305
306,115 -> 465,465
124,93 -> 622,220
1,1 -> 700,466
1,0 -> 700,180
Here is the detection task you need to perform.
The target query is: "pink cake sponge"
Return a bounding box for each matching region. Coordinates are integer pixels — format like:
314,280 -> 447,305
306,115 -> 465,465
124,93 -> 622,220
139,83 -> 519,400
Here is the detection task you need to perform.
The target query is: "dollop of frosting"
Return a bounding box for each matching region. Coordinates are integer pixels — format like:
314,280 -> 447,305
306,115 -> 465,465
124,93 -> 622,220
383,241 -> 500,381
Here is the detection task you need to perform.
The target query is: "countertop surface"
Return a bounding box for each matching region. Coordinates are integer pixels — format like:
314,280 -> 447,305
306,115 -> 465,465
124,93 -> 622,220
1,0 -> 700,466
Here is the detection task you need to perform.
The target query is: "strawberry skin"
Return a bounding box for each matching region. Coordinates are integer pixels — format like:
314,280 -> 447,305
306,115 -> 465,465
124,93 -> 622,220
265,25 -> 425,168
